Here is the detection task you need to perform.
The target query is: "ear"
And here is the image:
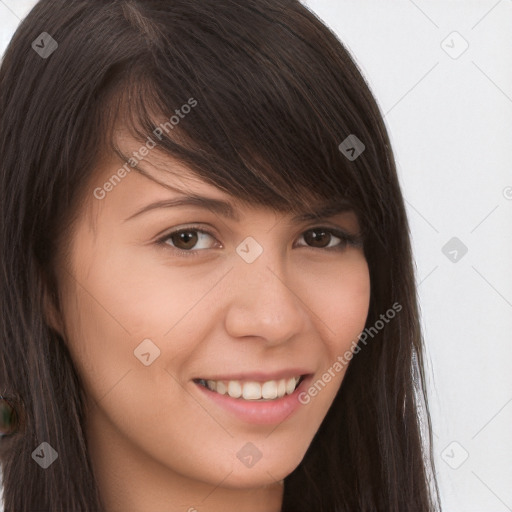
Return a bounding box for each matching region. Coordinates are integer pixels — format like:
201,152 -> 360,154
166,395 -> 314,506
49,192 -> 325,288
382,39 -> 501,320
42,284 -> 65,338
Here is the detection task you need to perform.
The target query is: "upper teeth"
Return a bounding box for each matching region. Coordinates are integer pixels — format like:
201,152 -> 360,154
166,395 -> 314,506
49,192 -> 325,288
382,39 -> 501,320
199,377 -> 301,400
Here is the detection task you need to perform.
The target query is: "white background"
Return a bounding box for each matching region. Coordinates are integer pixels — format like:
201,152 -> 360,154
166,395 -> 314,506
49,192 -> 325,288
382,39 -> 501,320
1,1 -> 511,511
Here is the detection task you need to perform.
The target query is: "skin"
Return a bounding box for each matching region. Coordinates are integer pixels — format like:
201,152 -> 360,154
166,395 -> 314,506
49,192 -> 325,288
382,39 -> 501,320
45,132 -> 371,512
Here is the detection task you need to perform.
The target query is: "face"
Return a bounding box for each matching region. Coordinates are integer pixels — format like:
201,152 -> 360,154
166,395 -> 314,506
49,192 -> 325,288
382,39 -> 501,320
48,133 -> 371,497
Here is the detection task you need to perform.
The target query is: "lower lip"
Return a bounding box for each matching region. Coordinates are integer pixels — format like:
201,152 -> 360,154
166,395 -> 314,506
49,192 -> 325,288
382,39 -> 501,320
194,375 -> 312,425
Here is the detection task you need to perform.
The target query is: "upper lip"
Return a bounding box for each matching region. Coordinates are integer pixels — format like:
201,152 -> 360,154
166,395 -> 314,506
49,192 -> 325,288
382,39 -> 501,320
194,369 -> 313,382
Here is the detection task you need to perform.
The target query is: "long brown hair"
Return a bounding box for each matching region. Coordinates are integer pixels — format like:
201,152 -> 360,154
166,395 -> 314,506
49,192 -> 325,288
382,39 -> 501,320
0,0 -> 440,510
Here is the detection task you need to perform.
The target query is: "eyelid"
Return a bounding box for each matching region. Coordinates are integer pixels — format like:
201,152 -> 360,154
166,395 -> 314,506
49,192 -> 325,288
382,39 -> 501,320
153,222 -> 363,257
152,223 -> 217,239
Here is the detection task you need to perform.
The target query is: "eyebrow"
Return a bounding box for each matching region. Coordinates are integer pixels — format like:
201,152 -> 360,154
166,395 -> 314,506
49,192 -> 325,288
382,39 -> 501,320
123,194 -> 354,223
116,158 -> 353,224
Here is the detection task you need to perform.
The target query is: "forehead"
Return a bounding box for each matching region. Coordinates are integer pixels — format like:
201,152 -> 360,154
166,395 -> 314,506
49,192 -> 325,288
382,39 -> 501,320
88,129 -> 356,225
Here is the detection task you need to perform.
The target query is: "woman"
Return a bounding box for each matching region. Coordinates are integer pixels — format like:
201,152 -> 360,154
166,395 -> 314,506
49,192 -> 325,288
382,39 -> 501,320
0,0 -> 440,510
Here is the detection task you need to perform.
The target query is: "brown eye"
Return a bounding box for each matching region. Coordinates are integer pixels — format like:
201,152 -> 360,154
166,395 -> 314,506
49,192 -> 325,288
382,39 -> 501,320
303,228 -> 332,248
156,225 -> 361,258
160,227 -> 219,254
169,230 -> 199,250
300,227 -> 352,250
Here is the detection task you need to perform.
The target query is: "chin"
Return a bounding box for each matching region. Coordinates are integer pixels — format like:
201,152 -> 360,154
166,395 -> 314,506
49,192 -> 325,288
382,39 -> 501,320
216,451 -> 305,490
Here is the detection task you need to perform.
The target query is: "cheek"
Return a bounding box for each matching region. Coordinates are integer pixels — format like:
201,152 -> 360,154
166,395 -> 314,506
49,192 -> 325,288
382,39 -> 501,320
307,254 -> 371,352
296,255 -> 370,399
89,240 -> 226,337
57,239 -> 176,398
63,239 -> 207,344
283,260 -> 370,441
58,237 -> 233,411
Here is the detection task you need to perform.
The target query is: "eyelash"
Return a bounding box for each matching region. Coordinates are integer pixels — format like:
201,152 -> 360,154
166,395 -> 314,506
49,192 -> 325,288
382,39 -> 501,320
154,224 -> 363,258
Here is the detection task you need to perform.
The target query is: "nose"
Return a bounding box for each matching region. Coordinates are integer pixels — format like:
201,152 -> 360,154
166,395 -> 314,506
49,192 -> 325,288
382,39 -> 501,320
223,247 -> 309,345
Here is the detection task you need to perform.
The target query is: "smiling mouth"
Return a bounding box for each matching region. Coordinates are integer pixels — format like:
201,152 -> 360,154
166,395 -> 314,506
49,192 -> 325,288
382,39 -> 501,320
194,375 -> 306,401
